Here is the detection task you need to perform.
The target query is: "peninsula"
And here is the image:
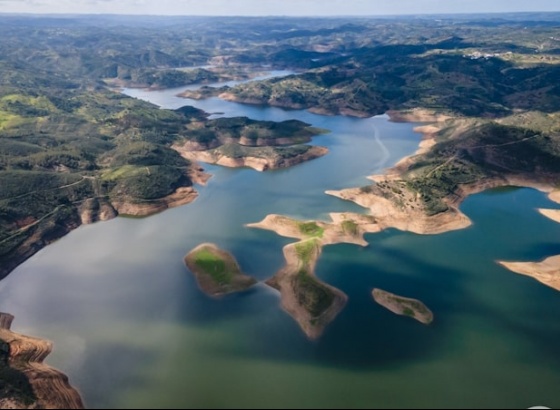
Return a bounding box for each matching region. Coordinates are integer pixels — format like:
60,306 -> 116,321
247,213 -> 382,338
499,256 -> 560,292
172,117 -> 329,171
327,112 -> 560,236
498,191 -> 560,292
265,240 -> 347,340
185,243 -> 257,297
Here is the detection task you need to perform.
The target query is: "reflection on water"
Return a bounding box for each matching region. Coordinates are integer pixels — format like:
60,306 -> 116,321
0,77 -> 559,408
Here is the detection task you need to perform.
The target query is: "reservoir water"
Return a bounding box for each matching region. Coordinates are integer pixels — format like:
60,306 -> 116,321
1,74 -> 560,409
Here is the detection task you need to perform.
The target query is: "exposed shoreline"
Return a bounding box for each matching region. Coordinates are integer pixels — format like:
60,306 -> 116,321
178,145 -> 328,172
499,190 -> 560,292
499,256 -> 560,292
246,213 -> 381,247
539,208 -> 560,224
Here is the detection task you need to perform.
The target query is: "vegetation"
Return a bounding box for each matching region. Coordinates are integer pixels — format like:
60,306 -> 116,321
186,117 -> 321,146
185,244 -> 257,296
297,222 -> 324,238
1,12 -> 560,278
341,220 -> 359,236
373,289 -> 434,325
293,270 -> 335,318
294,239 -> 320,265
402,122 -> 560,215
192,248 -> 233,285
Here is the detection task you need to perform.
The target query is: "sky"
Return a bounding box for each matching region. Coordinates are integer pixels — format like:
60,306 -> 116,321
0,0 -> 560,16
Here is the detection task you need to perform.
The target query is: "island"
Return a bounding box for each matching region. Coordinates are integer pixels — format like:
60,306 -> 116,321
184,243 -> 257,297
266,240 -> 347,340
0,313 -> 84,409
372,289 -> 434,325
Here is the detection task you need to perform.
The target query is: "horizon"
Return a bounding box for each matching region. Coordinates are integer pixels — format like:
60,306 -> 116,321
1,10 -> 560,19
0,0 -> 559,17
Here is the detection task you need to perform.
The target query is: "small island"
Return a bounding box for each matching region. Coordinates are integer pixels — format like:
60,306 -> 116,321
372,289 -> 434,325
266,240 -> 348,340
185,243 -> 257,297
0,313 -> 84,409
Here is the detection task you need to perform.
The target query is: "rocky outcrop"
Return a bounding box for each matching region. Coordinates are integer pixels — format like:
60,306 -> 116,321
78,198 -> 118,225
0,313 -> 84,409
111,187 -> 199,217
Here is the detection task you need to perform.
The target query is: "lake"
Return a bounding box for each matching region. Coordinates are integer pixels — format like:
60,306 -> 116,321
0,73 -> 559,409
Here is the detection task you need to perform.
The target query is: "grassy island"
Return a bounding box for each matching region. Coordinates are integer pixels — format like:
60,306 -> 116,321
185,243 -> 257,297
373,289 -> 434,325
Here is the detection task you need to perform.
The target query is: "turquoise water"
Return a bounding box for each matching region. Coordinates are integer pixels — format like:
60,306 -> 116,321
0,77 -> 559,409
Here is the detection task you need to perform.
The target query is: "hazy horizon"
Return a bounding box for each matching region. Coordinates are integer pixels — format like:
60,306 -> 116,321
0,0 -> 559,17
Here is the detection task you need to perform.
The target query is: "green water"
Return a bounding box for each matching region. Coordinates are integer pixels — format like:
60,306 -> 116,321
0,77 -> 559,409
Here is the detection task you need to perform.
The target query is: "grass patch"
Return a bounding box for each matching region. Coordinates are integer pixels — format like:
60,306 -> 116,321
192,248 -> 233,285
403,307 -> 416,317
101,165 -> 147,181
341,220 -> 359,236
293,270 -> 335,318
298,222 -> 324,238
295,239 -> 320,265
